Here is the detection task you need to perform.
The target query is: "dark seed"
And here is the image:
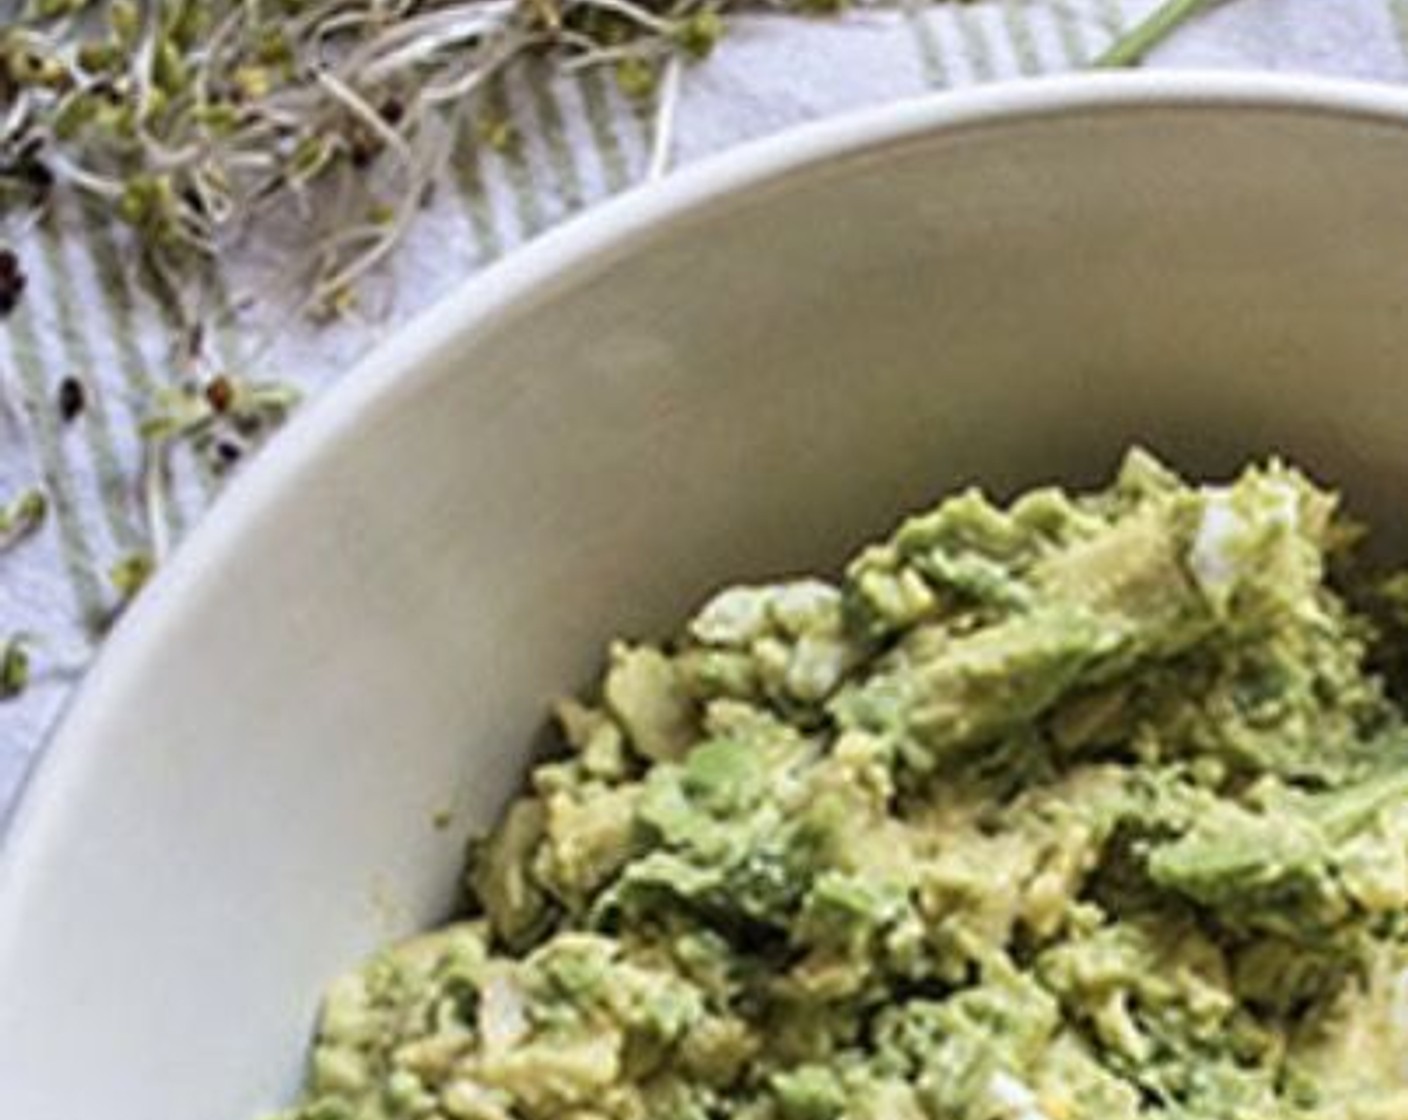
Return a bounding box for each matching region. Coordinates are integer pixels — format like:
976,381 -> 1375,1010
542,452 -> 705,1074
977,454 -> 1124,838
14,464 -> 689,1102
348,125 -> 382,169
380,96 -> 405,125
57,376 -> 86,423
13,135 -> 43,164
0,248 -> 27,317
214,439 -> 243,469
94,79 -> 123,106
1,136 -> 54,201
180,184 -> 208,217
20,156 -> 54,193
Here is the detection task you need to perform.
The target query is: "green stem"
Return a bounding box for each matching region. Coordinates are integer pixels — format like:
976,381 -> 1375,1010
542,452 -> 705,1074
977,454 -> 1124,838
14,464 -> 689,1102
1094,0 -> 1218,68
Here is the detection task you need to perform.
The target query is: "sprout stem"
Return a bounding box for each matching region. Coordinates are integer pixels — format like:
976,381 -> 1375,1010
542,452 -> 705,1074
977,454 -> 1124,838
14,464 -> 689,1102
1094,0 -> 1219,68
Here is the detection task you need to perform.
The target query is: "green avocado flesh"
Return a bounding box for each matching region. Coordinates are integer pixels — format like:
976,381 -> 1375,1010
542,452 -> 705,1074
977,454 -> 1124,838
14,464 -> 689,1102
273,451 -> 1408,1120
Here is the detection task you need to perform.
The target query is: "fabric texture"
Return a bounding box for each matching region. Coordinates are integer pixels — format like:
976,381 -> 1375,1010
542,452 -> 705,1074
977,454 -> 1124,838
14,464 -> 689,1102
0,0 -> 1404,817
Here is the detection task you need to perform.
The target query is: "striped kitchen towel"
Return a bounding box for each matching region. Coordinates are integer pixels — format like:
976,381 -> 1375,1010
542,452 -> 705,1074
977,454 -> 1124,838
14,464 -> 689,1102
1,0 -> 1405,818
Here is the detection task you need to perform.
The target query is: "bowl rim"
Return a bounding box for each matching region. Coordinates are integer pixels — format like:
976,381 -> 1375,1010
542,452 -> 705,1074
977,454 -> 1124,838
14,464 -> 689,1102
6,68 -> 1408,907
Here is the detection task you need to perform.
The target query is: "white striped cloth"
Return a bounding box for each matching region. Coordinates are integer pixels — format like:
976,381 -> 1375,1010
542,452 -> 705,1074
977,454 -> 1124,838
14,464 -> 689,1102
1,0 -> 1404,818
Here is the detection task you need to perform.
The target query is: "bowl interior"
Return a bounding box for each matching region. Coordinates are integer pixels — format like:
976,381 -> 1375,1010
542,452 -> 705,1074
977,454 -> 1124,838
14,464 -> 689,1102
6,75 -> 1408,1119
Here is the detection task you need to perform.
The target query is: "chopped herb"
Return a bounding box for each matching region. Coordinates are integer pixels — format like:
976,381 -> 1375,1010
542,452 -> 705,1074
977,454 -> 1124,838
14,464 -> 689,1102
56,375 -> 86,423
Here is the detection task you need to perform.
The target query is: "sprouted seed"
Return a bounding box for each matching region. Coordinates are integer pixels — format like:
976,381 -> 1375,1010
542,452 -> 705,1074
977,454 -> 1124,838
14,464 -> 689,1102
0,0 -> 1225,316
140,372 -> 300,474
0,0 -> 811,310
135,372 -> 300,572
108,551 -> 154,607
84,550 -> 153,635
0,636 -> 30,701
0,488 -> 47,552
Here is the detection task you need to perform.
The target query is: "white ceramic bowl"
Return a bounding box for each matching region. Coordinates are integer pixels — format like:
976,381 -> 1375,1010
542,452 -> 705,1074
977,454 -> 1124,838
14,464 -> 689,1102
6,72 -> 1408,1119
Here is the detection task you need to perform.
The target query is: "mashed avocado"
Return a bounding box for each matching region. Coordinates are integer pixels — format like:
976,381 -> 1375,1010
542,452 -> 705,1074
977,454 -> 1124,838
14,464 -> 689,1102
274,452 -> 1408,1120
